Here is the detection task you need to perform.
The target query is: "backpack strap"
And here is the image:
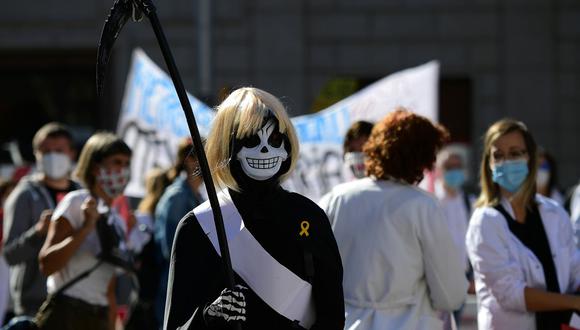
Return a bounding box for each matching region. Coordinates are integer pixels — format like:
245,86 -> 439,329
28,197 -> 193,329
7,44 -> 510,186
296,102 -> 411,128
52,260 -> 103,297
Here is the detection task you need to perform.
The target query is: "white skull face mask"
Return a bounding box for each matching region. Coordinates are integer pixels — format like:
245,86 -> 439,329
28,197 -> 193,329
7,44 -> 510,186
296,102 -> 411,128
236,119 -> 288,181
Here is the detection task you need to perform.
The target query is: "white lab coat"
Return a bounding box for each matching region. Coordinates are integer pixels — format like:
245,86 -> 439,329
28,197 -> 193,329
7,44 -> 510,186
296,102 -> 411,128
319,178 -> 468,330
570,184 -> 580,247
466,195 -> 580,330
434,183 -> 474,272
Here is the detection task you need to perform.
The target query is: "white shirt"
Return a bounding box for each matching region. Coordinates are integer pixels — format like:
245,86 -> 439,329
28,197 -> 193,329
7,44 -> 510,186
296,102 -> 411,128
549,189 -> 564,206
434,183 -> 474,271
319,178 -> 468,330
47,190 -> 121,306
570,185 -> 580,248
126,211 -> 153,254
466,195 -> 580,330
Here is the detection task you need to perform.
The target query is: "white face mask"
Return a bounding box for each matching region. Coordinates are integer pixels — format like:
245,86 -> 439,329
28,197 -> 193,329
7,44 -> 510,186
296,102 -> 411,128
236,119 -> 288,181
536,168 -> 550,188
38,152 -> 72,180
344,152 -> 366,178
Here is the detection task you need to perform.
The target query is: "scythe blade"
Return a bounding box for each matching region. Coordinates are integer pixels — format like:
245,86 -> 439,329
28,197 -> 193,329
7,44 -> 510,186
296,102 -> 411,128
96,0 -> 133,96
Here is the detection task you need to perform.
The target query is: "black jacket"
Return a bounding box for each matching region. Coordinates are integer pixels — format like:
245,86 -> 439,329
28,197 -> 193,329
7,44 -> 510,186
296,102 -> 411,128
163,186 -> 345,330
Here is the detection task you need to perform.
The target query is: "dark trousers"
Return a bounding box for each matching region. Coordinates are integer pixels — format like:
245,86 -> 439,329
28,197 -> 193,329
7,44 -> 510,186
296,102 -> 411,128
35,295 -> 109,330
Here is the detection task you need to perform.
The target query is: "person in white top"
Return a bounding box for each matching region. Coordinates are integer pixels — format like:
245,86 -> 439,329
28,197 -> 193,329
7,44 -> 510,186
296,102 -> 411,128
37,132 -> 132,330
342,121 -> 374,180
571,184 -> 580,247
466,119 -> 580,330
536,148 -> 565,205
320,108 -> 468,330
435,145 -> 474,273
434,145 -> 477,327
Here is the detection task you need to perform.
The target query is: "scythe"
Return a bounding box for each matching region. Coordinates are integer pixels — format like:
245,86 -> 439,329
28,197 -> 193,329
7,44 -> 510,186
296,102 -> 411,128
96,2 -> 240,328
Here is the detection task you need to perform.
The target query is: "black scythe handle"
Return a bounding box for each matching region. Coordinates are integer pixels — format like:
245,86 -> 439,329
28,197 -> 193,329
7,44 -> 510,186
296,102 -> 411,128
138,0 -> 239,304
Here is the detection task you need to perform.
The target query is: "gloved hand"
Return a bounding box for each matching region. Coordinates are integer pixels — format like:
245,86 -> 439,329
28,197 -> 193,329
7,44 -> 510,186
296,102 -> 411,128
203,285 -> 248,327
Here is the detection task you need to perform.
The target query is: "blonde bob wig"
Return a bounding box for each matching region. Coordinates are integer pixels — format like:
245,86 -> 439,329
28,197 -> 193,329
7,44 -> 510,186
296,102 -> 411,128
206,87 -> 299,191
476,118 -> 538,209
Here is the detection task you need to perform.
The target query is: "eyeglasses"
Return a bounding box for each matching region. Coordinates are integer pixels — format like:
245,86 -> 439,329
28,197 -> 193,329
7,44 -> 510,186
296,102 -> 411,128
491,149 -> 527,163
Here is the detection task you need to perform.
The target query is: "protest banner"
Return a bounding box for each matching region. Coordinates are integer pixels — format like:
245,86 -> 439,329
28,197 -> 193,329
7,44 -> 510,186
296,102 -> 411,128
117,48 -> 214,197
285,61 -> 439,200
118,49 -> 438,200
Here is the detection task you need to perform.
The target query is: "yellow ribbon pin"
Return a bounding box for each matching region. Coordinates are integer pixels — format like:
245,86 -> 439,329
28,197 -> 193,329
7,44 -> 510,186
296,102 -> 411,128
299,220 -> 310,237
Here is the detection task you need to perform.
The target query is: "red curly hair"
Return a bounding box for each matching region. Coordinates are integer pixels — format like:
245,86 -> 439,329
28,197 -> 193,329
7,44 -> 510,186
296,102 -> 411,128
363,108 -> 449,184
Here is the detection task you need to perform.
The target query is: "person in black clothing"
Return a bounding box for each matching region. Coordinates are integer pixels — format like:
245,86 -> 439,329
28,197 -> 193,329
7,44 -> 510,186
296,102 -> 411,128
163,87 -> 345,330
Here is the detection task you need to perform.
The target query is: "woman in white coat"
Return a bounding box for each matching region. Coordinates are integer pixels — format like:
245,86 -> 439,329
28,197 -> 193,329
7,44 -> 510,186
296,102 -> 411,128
320,109 -> 468,330
466,119 -> 580,330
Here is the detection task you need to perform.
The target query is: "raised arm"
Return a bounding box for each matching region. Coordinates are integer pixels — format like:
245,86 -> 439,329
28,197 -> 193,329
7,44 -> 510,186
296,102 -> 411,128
38,197 -> 99,276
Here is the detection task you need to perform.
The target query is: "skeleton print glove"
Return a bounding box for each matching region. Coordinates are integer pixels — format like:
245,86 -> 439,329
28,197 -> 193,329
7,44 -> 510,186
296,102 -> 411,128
203,285 -> 247,326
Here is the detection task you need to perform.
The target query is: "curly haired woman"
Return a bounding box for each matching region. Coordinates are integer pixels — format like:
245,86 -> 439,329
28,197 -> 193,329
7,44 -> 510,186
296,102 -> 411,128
319,108 -> 468,330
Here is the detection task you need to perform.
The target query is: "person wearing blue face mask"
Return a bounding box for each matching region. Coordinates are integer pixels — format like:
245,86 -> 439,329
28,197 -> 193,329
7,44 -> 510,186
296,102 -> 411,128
435,145 -> 477,328
466,119 -> 580,330
536,149 -> 565,206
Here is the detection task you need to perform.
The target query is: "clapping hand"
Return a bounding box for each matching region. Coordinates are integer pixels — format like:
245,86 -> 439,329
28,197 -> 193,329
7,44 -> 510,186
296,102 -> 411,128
81,196 -> 100,230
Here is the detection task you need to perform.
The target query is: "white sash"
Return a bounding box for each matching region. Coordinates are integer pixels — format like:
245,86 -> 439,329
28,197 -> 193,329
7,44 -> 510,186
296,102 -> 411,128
194,190 -> 316,328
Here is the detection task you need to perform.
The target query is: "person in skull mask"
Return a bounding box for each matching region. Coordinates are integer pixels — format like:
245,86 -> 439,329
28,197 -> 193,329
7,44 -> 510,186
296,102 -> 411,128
164,87 -> 345,330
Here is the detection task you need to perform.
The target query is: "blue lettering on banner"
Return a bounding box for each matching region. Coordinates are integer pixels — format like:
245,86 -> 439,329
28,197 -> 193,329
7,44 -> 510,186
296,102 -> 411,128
121,50 -> 437,199
124,50 -> 356,144
122,52 -> 215,138
293,105 -> 351,144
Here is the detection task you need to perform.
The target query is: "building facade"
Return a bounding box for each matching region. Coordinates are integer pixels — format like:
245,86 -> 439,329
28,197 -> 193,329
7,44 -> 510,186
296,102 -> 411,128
0,0 -> 579,188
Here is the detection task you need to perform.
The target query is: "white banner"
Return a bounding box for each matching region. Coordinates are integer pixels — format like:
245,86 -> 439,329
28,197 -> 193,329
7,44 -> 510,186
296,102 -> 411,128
118,49 -> 438,200
285,61 -> 440,200
117,48 -> 215,197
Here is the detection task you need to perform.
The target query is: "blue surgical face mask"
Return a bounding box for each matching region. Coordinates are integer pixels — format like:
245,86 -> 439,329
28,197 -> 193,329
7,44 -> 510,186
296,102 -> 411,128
443,169 -> 465,189
491,159 -> 529,193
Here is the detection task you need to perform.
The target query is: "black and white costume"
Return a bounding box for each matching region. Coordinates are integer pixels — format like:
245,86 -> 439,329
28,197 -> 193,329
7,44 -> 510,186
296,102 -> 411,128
163,93 -> 345,330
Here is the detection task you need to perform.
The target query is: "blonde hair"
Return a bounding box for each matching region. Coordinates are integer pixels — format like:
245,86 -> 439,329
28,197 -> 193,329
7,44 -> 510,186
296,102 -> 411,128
206,87 -> 299,191
476,119 -> 537,209
74,132 -> 131,190
137,167 -> 172,214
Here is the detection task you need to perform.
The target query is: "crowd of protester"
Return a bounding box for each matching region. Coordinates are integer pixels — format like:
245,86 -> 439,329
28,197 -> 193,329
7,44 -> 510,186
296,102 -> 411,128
1,94 -> 580,329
